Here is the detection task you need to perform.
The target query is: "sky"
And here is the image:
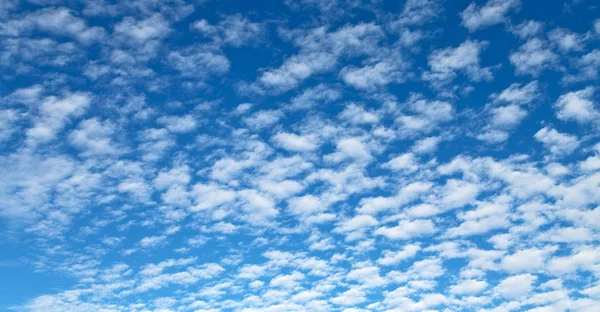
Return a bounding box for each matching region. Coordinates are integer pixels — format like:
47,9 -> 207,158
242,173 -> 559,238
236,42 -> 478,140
0,0 -> 599,311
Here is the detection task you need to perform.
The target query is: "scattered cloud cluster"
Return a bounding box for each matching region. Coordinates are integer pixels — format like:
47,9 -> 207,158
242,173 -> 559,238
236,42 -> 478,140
1,0 -> 600,312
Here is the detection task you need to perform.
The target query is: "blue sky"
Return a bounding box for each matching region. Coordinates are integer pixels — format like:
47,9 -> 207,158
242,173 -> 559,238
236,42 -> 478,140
1,0 -> 600,311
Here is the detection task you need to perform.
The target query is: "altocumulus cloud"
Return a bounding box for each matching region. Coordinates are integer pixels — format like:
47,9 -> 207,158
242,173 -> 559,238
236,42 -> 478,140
1,0 -> 600,312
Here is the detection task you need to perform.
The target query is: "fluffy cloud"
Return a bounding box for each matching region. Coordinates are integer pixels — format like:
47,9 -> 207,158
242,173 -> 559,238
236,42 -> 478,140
340,61 -> 401,90
510,38 -> 559,76
27,92 -> 91,145
375,219 -> 436,240
423,40 -> 493,84
272,132 -> 319,152
554,87 -> 599,124
192,14 -> 263,47
495,274 -> 537,299
69,118 -> 119,156
461,0 -> 521,32
114,14 -> 171,43
3,2 -> 600,312
449,279 -> 488,295
534,127 -> 580,156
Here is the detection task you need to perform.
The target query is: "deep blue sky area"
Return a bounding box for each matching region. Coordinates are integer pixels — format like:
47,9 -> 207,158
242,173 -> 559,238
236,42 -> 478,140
1,0 -> 600,311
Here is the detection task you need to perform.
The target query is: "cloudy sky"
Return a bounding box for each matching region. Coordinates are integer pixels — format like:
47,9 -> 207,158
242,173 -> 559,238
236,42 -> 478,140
1,0 -> 600,311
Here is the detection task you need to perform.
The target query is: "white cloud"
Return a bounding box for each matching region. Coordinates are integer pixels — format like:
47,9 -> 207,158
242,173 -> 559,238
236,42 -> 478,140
340,61 -> 401,90
438,179 -> 480,209
238,264 -> 267,279
272,132 -> 319,152
238,189 -> 279,225
446,202 -> 510,237
500,247 -> 556,273
27,92 -> 91,145
69,118 -> 118,156
325,137 -> 373,163
450,279 -> 488,295
258,179 -> 304,199
384,153 -> 419,172
534,127 -> 580,156
582,284 -> 600,299
548,28 -> 586,52
244,110 -> 284,130
286,84 -> 341,110
478,82 -> 541,143
579,156 -> 600,172
331,288 -> 366,306
233,103 -> 253,115
9,84 -> 44,104
138,128 -> 175,161
114,14 -> 171,43
547,246 -> 600,275
292,290 -> 323,303
259,52 -> 337,92
397,97 -> 455,134
168,48 -> 230,78
495,81 -> 540,105
335,214 -> 379,233
375,219 -> 436,240
3,7 -> 106,43
569,49 -> 600,82
269,271 -> 305,288
461,0 -> 520,32
477,129 -> 510,143
495,274 -> 537,299
412,136 -> 441,154
358,182 -> 432,215
347,266 -> 387,288
510,38 -> 559,76
511,20 -> 544,39
157,114 -> 198,133
393,0 -> 443,26
140,235 -> 167,248
258,23 -> 383,92
154,165 -> 191,190
378,244 -> 421,266
339,103 -> 379,125
192,14 -> 262,47
555,87 -> 599,124
490,105 -> 527,128
424,40 -> 492,84
190,183 -> 236,211
287,195 -> 326,216
542,227 -> 593,243
118,178 -> 152,203
5,3 -> 600,312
